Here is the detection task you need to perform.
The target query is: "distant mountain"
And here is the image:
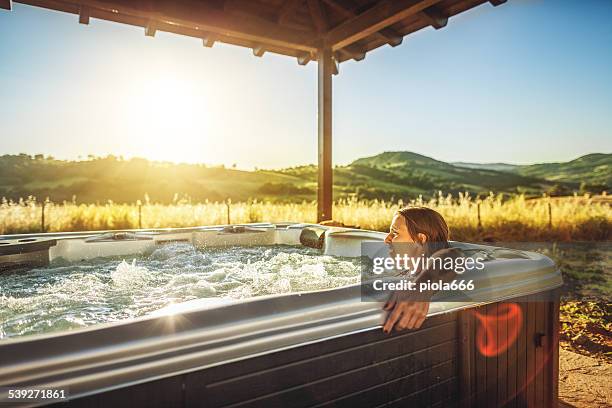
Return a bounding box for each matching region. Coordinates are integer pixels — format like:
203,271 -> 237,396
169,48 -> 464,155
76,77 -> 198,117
514,153 -> 611,186
452,162 -> 519,173
0,152 -> 608,203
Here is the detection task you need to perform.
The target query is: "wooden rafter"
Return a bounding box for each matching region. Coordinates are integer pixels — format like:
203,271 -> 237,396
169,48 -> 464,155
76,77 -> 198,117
78,5 -> 89,24
145,19 -> 156,37
43,0 -> 318,53
297,52 -> 314,65
278,0 -> 303,25
253,45 -> 266,57
7,0 -> 506,67
307,0 -> 327,33
421,5 -> 447,29
326,0 -> 441,51
322,0 -> 402,46
202,33 -> 216,47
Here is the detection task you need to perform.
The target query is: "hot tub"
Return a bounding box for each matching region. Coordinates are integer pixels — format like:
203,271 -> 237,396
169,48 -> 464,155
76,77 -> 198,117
0,223 -> 562,407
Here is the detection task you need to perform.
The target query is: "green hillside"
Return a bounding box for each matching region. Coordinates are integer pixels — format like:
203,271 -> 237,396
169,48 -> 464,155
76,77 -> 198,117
0,151 -> 608,204
0,155 -> 311,204
515,153 -> 611,186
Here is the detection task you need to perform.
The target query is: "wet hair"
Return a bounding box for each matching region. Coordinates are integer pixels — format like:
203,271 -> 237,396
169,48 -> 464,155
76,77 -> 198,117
397,206 -> 450,255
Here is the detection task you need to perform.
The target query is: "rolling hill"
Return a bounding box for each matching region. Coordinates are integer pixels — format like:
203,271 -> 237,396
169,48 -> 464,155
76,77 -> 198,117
0,152 -> 609,204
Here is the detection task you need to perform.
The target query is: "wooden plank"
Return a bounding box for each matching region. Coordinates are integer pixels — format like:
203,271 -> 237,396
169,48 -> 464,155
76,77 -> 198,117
278,0 -> 304,25
200,323 -> 458,406
485,303 -> 498,408
385,376 -> 458,408
535,301 -> 546,407
475,305 -> 487,408
184,315 -> 456,403
507,303 -> 519,408
458,310 -> 474,408
0,0 -> 11,11
526,298 -> 537,408
307,0 -> 327,32
224,340 -> 457,408
550,294 -> 560,408
94,375 -> 184,408
317,47 -> 333,222
314,359 -> 456,408
325,0 -> 441,51
498,302 -> 509,406
321,0 -> 403,45
516,301 -> 528,408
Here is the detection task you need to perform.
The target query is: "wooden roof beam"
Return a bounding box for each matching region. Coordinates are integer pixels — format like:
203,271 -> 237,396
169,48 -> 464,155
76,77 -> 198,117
322,0 -> 402,47
307,0 -> 328,33
297,52 -> 314,65
62,0 -> 317,53
336,48 -> 365,62
253,45 -> 266,57
145,20 -> 156,37
78,5 -> 90,25
326,0 -> 441,51
421,5 -> 447,30
278,0 -> 303,25
0,0 -> 12,10
202,33 -> 216,47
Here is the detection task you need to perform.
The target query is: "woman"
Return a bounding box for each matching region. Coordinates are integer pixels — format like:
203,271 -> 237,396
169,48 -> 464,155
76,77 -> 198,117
382,206 -> 463,333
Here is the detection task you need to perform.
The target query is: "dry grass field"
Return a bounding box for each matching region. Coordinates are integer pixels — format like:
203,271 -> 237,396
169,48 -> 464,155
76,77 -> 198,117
1,193 -> 609,241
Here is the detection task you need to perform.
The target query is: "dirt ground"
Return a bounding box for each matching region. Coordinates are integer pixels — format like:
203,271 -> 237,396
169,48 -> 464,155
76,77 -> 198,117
559,348 -> 611,408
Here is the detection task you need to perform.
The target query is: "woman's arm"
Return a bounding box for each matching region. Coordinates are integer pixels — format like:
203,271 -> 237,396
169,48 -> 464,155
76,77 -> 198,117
383,247 -> 464,333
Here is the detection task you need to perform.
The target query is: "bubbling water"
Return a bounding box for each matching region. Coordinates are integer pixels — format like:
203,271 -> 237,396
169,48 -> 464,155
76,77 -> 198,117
0,244 -> 360,339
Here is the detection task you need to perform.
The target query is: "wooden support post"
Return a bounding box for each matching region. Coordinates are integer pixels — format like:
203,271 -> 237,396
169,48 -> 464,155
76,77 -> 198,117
317,48 -> 333,223
0,0 -> 12,11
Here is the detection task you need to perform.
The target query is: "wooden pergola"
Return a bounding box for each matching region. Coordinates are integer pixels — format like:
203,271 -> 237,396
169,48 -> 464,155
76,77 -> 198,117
1,0 -> 507,222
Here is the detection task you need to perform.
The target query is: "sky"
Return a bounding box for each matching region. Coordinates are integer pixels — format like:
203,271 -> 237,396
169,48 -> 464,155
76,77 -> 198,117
0,0 -> 611,170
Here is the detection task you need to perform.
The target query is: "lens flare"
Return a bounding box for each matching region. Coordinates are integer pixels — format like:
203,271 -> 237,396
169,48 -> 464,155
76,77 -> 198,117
473,302 -> 523,357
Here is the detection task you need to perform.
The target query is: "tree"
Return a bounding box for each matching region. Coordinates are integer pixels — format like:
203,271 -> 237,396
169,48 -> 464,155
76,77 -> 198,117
547,184 -> 572,197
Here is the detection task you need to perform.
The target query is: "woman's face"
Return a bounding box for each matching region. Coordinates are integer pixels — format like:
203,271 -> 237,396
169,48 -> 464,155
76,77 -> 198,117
385,214 -> 427,258
384,213 -> 415,244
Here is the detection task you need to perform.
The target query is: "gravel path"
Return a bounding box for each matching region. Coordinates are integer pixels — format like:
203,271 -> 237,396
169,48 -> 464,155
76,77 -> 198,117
559,348 -> 611,407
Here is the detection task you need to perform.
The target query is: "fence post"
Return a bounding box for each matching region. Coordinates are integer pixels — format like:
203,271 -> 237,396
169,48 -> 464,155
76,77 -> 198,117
477,202 -> 482,232
137,200 -> 143,229
41,200 -> 46,233
548,202 -> 552,230
226,199 -> 231,224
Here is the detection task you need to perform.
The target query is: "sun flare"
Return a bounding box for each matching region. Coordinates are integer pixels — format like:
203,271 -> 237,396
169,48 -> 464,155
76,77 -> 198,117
119,73 -> 210,163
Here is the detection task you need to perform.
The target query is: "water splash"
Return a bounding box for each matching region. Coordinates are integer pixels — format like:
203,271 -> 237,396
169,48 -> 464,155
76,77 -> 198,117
0,244 -> 361,339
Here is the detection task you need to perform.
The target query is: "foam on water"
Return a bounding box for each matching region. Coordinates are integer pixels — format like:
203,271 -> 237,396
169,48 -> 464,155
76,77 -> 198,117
0,244 -> 360,339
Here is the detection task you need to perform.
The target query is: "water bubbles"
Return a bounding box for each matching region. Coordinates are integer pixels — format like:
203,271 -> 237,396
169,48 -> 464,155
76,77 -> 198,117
111,259 -> 149,287
0,244 -> 361,339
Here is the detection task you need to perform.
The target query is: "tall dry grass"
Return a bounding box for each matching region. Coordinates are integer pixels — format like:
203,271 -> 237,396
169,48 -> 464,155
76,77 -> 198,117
1,193 -> 609,241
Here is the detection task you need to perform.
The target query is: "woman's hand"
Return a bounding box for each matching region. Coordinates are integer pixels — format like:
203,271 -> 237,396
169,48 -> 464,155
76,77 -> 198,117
382,292 -> 430,333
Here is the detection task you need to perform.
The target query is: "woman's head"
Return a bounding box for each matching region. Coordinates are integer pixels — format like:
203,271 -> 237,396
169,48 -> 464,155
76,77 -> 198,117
384,206 -> 450,255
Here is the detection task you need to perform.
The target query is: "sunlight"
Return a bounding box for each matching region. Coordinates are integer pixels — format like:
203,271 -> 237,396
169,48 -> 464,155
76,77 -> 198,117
119,72 -> 210,163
